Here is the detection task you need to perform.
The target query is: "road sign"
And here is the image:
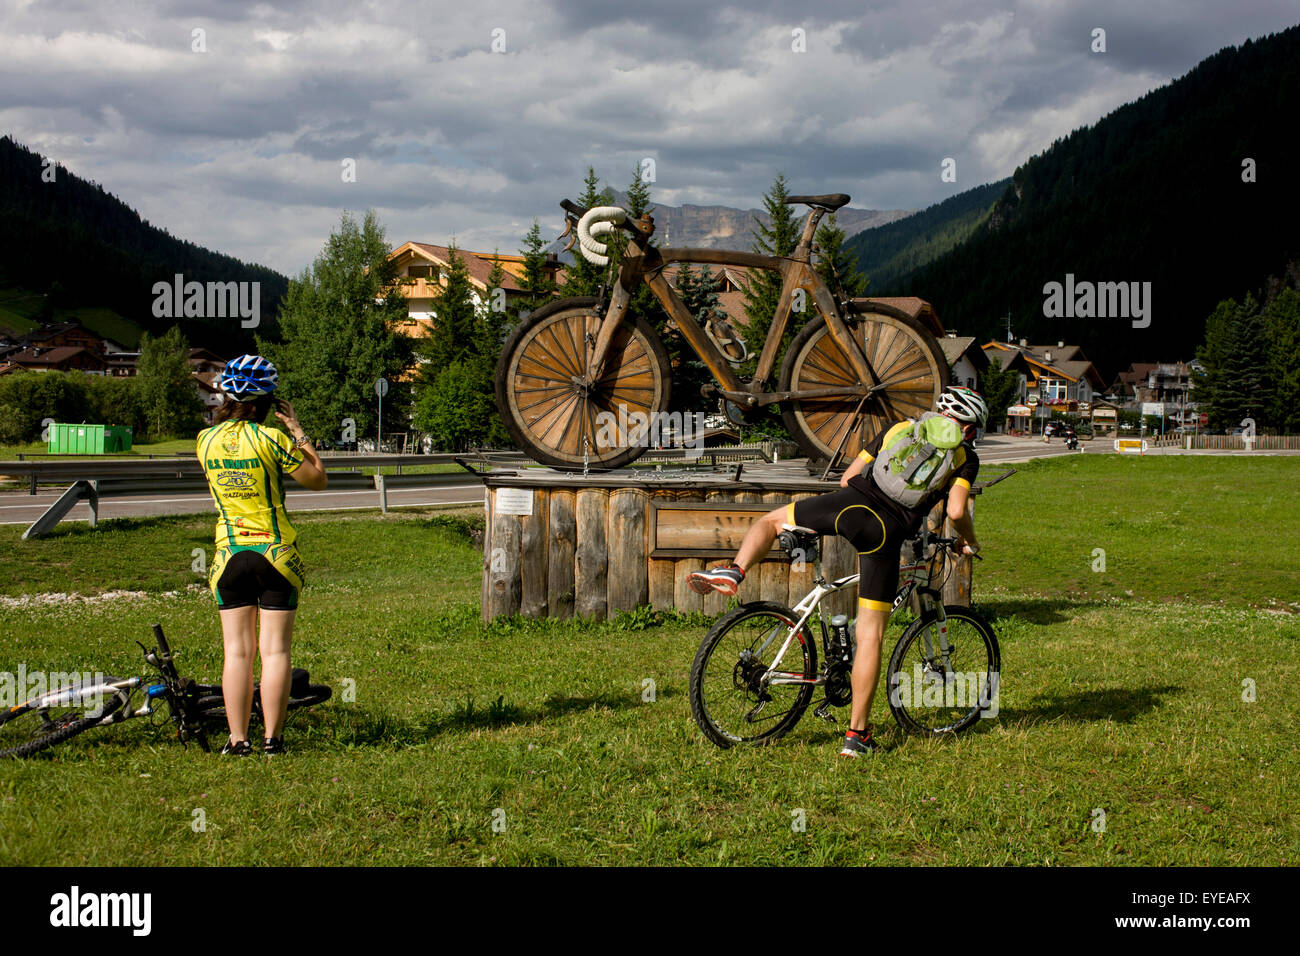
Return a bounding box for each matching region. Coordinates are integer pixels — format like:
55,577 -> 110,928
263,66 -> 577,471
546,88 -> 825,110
1199,412 -> 1209,426
1114,439 -> 1147,456
375,378 -> 389,397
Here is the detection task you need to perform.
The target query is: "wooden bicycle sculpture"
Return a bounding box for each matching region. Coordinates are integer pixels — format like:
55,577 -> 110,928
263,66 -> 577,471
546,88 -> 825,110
496,192 -> 950,471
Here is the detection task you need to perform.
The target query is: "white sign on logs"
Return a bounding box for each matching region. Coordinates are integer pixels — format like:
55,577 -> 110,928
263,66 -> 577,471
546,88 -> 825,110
495,488 -> 535,516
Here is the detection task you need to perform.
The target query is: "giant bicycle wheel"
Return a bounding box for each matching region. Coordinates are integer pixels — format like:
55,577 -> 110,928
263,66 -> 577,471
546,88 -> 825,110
779,302 -> 949,465
0,679 -> 125,758
689,602 -> 817,748
496,297 -> 671,470
885,607 -> 1000,736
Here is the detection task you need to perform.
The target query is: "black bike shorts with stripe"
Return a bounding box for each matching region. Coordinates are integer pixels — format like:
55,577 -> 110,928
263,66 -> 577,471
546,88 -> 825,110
787,487 -> 916,612
214,548 -> 299,611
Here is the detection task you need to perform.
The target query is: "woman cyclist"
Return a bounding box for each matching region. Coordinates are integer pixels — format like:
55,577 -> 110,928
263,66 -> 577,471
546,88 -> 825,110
687,385 -> 989,757
197,355 -> 328,755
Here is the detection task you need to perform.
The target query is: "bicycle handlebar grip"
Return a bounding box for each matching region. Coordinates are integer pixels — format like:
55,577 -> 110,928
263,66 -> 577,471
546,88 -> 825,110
560,198 -> 587,217
576,206 -> 627,266
151,623 -> 170,656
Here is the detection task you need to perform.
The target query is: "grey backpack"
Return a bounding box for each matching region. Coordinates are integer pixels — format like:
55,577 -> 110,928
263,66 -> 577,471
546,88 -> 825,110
870,413 -> 964,508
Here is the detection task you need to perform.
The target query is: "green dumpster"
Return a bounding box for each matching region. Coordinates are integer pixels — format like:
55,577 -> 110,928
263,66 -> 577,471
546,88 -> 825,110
47,423 -> 134,454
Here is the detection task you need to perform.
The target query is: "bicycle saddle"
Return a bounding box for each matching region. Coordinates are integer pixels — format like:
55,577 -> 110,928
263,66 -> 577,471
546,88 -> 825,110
778,525 -> 819,561
785,193 -> 850,211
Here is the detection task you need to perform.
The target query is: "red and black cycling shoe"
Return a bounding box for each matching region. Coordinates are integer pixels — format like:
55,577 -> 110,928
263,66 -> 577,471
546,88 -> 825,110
687,563 -> 746,596
839,727 -> 878,757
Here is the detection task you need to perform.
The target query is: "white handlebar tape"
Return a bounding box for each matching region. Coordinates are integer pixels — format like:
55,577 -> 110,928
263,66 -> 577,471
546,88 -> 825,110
576,206 -> 628,266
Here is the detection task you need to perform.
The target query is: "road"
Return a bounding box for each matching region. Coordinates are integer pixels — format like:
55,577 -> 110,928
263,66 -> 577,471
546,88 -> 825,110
6,436 -> 1283,528
0,480 -> 486,527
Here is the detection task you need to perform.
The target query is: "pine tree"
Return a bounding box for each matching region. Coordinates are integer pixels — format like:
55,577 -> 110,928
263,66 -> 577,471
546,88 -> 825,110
1223,295 -> 1269,427
420,245 -> 478,370
258,210 -> 415,442
1195,295 -> 1269,428
519,219 -> 557,316
815,214 -> 868,298
741,174 -> 800,361
414,246 -> 510,449
484,250 -> 510,348
561,167 -> 615,297
1263,286 -> 1300,432
1193,298 -> 1236,426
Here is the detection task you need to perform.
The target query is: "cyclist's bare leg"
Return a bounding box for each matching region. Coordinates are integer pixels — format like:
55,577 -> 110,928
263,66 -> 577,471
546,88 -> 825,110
734,507 -> 789,571
257,609 -> 295,740
849,607 -> 890,731
219,605 -> 258,743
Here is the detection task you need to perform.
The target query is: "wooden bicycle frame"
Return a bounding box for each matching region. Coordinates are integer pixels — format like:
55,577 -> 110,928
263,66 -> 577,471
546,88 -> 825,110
581,206 -> 881,409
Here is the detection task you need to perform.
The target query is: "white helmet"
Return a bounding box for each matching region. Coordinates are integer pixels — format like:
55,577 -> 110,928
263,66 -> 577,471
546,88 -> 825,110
937,386 -> 988,427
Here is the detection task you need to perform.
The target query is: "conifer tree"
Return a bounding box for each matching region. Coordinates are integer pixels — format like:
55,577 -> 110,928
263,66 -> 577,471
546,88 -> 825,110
815,213 -> 868,298
561,167 -> 615,297
741,173 -> 800,362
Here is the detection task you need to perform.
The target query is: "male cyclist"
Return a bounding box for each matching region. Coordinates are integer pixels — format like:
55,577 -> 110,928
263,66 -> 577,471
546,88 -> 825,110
687,386 -> 988,757
197,355 -> 327,756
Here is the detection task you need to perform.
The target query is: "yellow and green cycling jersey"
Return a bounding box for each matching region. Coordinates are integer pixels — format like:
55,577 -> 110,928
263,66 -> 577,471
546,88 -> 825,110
196,419 -> 304,551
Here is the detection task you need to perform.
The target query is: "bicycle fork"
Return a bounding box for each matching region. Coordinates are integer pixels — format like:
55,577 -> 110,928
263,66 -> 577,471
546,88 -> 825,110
917,590 -> 958,682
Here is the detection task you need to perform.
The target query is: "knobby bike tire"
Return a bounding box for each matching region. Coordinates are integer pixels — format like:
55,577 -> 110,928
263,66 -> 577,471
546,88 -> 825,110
779,303 -> 949,465
690,602 -> 818,748
0,681 -> 126,759
495,297 -> 672,471
195,684 -> 332,722
885,606 -> 1000,736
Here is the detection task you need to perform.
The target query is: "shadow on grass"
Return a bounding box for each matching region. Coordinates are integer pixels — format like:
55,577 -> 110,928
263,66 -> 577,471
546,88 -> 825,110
978,597 -> 1122,625
19,513 -> 208,540
995,684 -> 1181,727
327,688 -> 666,747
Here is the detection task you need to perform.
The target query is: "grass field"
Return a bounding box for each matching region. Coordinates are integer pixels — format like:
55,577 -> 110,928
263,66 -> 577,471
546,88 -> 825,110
0,455 -> 1295,865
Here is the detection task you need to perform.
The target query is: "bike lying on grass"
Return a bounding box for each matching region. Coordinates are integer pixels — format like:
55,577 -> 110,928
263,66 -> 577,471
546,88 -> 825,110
689,528 -> 1000,747
0,624 -> 330,758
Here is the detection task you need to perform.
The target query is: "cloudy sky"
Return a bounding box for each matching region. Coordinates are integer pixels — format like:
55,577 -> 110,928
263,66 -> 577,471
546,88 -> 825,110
2,0 -> 1296,275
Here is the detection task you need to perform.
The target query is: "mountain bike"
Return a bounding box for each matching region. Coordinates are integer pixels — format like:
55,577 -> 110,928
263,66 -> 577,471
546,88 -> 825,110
496,193 -> 949,471
689,527 -> 1000,747
0,624 -> 331,758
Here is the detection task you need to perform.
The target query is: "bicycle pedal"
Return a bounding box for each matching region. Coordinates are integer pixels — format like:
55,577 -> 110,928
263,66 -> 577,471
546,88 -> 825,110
814,702 -> 837,724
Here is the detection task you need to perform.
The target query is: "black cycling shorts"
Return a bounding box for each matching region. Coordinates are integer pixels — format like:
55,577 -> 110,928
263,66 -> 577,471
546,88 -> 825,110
214,549 -> 299,611
788,487 -> 916,611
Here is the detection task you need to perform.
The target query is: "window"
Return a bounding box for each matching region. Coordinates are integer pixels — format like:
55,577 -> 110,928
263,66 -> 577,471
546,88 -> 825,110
1039,377 -> 1067,401
407,265 -> 434,279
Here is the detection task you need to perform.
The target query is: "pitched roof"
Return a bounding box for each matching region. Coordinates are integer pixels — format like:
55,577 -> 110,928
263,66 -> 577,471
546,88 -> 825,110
394,243 -> 526,292
6,346 -> 107,367
940,336 -> 989,370
982,346 -> 1032,374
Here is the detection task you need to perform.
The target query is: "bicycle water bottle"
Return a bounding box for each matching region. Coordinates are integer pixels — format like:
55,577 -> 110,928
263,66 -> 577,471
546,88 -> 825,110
830,615 -> 851,662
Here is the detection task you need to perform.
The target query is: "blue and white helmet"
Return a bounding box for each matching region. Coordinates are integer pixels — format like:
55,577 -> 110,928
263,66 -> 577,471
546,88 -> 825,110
218,355 -> 279,398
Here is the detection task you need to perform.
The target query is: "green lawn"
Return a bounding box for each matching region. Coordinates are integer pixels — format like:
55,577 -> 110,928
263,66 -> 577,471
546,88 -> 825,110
0,456 -> 1295,865
0,438 -> 199,459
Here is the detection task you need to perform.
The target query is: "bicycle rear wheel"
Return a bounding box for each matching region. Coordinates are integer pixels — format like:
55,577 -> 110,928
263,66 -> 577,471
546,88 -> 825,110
496,297 -> 671,470
886,607 -> 999,736
689,602 -> 818,748
195,672 -> 331,722
0,680 -> 124,758
779,302 -> 948,466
